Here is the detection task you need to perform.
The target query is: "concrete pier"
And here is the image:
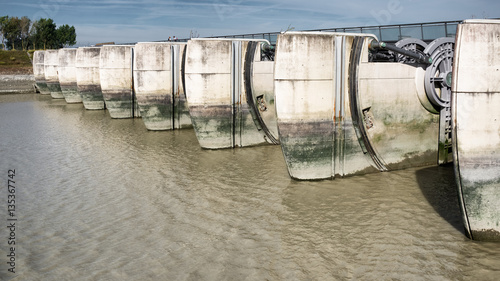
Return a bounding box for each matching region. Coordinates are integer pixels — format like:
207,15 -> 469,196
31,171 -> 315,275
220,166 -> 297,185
357,48 -> 439,172
58,48 -> 82,103
76,47 -> 105,110
33,51 -> 50,94
44,50 -> 63,99
274,32 -> 439,180
99,45 -> 140,118
452,19 -> 500,241
133,42 -> 191,130
185,38 -> 277,149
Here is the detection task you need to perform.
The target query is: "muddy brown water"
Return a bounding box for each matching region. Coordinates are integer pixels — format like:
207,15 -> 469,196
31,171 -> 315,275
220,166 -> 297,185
1,94 -> 499,280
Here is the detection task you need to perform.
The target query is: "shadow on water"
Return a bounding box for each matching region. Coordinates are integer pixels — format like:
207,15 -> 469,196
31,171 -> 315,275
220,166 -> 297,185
415,163 -> 465,234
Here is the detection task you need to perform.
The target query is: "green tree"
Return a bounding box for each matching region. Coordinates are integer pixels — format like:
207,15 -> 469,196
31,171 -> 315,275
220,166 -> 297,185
56,24 -> 76,48
4,16 -> 22,50
0,16 -> 77,50
37,18 -> 57,49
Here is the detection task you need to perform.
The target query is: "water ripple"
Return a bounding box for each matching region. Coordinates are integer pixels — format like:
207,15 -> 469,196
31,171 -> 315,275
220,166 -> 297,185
1,94 -> 499,281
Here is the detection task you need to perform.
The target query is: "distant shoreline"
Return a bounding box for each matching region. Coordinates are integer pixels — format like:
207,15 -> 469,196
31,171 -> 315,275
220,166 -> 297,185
0,74 -> 36,94
0,49 -> 36,93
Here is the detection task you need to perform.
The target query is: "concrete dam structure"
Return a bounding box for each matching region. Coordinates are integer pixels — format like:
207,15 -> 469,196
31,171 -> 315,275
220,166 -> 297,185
43,49 -> 64,99
76,47 -> 106,110
452,20 -> 500,241
27,19 -> 500,241
185,38 -> 279,149
58,48 -> 82,103
99,45 -> 140,118
133,42 -> 191,130
33,51 -> 50,95
274,32 -> 445,180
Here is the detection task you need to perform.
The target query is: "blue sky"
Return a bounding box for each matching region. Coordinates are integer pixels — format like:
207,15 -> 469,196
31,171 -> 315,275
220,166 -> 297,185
2,0 -> 498,46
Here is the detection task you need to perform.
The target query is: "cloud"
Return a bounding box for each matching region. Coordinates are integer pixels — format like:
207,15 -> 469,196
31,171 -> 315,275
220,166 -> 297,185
3,0 -> 499,45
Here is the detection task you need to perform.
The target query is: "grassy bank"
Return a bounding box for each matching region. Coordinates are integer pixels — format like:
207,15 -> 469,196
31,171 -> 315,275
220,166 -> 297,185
0,50 -> 33,75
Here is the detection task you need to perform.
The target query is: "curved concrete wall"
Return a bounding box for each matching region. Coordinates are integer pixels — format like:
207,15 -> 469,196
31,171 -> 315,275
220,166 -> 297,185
246,42 -> 279,145
357,49 -> 439,171
33,51 -> 50,95
76,47 -> 105,110
251,60 -> 279,142
44,49 -> 63,99
133,42 -> 191,130
58,48 -> 81,103
99,45 -> 140,118
274,32 -> 438,180
452,19 -> 500,241
185,39 -> 275,149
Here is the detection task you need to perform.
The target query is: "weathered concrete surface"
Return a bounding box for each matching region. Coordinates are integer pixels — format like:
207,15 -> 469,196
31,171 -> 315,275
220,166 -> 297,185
248,54 -> 279,144
275,32 -> 439,180
275,33 -> 372,180
58,48 -> 82,103
133,42 -> 191,130
185,39 -> 274,149
33,51 -> 50,94
76,47 -> 105,110
44,49 -> 63,99
358,62 -> 439,171
452,19 -> 500,241
99,45 -> 140,118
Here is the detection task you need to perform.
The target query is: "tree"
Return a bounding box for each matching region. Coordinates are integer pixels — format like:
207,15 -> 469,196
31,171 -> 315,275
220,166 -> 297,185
0,15 -> 77,50
29,19 -> 41,50
19,16 -> 31,50
37,18 -> 57,49
0,16 -> 8,50
4,16 -> 21,50
56,24 -> 76,48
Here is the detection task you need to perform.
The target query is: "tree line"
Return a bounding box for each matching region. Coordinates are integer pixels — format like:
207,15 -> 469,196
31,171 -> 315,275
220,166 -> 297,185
0,16 -> 76,50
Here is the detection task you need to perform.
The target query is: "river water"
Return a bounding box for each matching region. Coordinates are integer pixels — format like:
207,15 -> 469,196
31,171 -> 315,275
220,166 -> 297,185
0,93 -> 499,280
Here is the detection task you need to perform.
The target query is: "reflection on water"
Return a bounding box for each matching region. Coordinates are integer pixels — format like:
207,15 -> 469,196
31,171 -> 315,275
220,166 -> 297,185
0,94 -> 499,280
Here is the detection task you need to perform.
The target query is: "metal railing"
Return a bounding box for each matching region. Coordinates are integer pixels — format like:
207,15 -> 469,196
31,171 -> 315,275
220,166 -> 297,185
124,19 -> 498,46
203,20 -> 469,45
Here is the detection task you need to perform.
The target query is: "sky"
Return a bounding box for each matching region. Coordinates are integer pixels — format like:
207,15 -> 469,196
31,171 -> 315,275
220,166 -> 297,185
1,0 -> 498,46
